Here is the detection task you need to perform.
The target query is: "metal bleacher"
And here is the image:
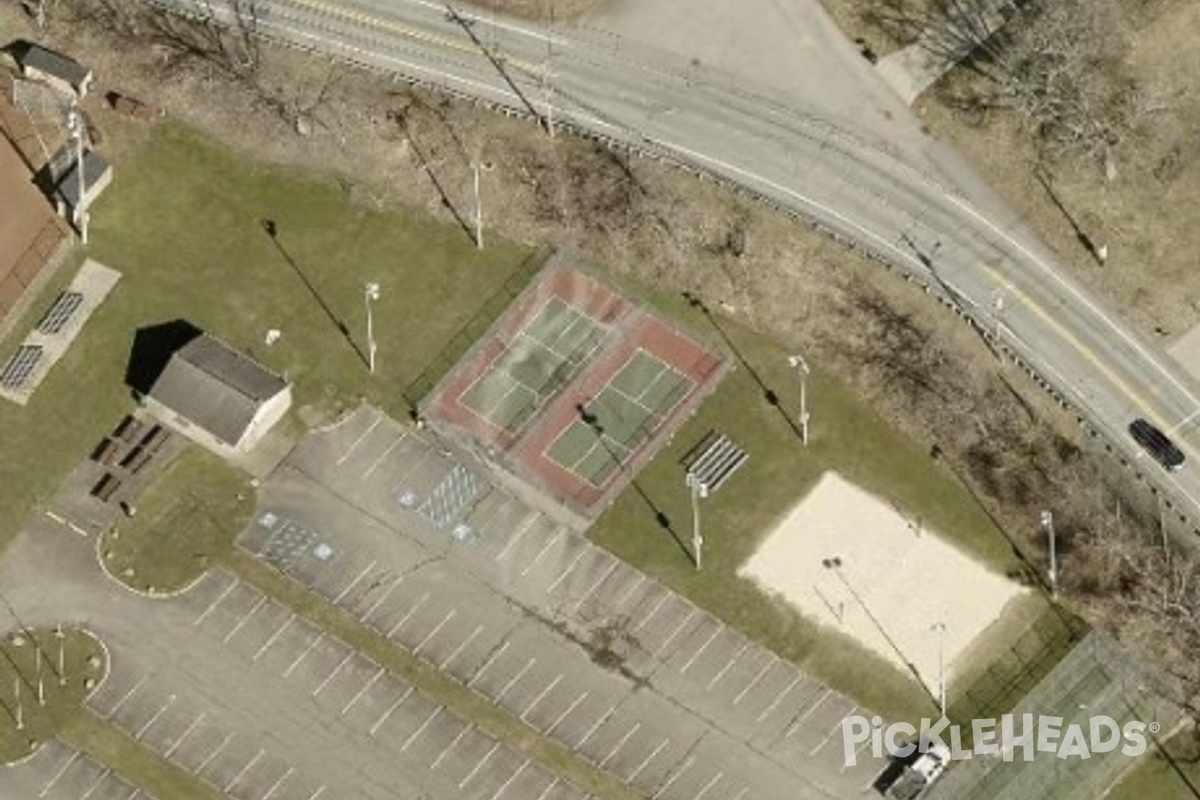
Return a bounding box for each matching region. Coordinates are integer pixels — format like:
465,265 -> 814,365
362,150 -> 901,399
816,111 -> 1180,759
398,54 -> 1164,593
36,291 -> 84,334
0,345 -> 44,391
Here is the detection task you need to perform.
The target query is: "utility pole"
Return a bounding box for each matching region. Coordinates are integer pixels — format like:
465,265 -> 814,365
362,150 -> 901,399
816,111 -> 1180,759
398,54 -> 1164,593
787,354 -> 811,445
364,282 -> 380,374
1041,510 -> 1058,598
932,622 -> 946,716
686,471 -> 707,570
56,624 -> 65,687
991,289 -> 1004,340
67,100 -> 89,244
471,161 -> 484,250
14,676 -> 22,731
35,643 -> 44,706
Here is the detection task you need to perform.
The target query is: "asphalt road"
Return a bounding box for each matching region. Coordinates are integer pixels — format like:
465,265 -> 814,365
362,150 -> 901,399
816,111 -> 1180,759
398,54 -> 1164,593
166,0 -> 1200,533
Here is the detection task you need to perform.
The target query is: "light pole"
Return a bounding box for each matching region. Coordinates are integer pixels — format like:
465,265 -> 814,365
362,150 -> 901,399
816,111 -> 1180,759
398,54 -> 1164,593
931,622 -> 946,716
1041,510 -> 1057,598
991,289 -> 1005,340
67,101 -> 89,244
787,354 -> 810,445
364,282 -> 380,374
686,471 -> 707,570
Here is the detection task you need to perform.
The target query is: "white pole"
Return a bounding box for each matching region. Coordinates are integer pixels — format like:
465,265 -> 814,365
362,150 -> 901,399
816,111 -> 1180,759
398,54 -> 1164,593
56,624 -> 65,687
68,103 -> 88,244
932,622 -> 946,715
1042,510 -> 1057,598
472,162 -> 483,250
688,474 -> 703,570
788,355 -> 810,445
35,645 -> 43,706
365,283 -> 379,374
992,290 -> 1004,340
14,676 -> 22,731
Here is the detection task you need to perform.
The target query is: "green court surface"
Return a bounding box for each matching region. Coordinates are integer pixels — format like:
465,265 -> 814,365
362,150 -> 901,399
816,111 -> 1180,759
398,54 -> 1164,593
547,350 -> 693,485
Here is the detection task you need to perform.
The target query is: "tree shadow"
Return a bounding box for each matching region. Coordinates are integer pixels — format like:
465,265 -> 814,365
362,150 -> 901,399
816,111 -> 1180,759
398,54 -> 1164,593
387,108 -> 477,247
1035,170 -> 1106,266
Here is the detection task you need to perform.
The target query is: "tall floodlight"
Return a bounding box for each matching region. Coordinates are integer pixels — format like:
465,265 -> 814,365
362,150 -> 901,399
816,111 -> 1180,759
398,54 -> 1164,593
787,354 -> 811,445
472,161 -> 484,250
55,624 -> 65,687
14,676 -> 22,731
35,643 -> 44,706
1041,510 -> 1058,598
931,622 -> 947,715
365,282 -> 380,374
685,471 -> 707,570
66,101 -> 89,244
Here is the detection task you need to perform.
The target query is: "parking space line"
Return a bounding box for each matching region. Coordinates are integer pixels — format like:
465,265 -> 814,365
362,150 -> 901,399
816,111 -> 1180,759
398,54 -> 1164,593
39,749 -> 79,797
414,609 -> 457,655
459,742 -> 500,789
363,433 -> 407,478
337,415 -> 381,465
534,778 -> 559,800
521,530 -> 563,577
488,760 -> 528,800
360,576 -> 404,622
808,715 -> 846,756
283,632 -> 324,678
842,738 -> 873,773
545,549 -> 588,594
305,785 -> 327,800
387,593 -> 429,637
520,674 -> 562,722
755,675 -> 800,723
103,675 -> 147,719
653,608 -> 695,655
253,615 -> 295,662
332,560 -> 378,604
571,559 -> 619,613
544,690 -> 587,736
494,515 -> 537,562
401,707 -> 441,753
652,755 -> 693,799
679,625 -> 722,674
693,770 -> 724,800
196,732 -> 234,773
627,738 -> 669,783
787,689 -> 833,740
393,446 -> 434,488
467,642 -> 509,687
165,712 -> 205,758
430,723 -> 472,770
495,658 -> 536,702
576,703 -> 616,749
224,748 -> 265,792
730,788 -> 748,800
634,594 -> 670,632
341,667 -> 385,716
192,578 -> 239,626
439,625 -> 484,670
261,766 -> 295,800
613,573 -> 645,610
733,658 -> 773,705
312,652 -> 355,697
370,686 -> 414,736
599,721 -> 641,768
79,767 -> 109,800
707,642 -> 748,690
223,595 -> 267,643
135,694 -> 176,739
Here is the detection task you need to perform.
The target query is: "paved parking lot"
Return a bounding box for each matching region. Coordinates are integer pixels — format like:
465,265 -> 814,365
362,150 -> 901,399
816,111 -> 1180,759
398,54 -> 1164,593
1,739 -> 152,800
255,405 -> 885,798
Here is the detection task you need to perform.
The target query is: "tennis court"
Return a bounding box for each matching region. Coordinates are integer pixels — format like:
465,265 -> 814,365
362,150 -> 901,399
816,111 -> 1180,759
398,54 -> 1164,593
547,349 -> 693,485
458,297 -> 606,435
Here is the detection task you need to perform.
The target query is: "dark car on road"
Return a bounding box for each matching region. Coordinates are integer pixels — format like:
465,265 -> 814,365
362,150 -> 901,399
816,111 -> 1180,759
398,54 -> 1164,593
1129,418 -> 1185,471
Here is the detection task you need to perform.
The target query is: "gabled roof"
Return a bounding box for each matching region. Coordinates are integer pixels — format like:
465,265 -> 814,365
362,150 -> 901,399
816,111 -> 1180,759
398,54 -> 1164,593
17,44 -> 90,87
55,149 -> 110,208
147,335 -> 288,446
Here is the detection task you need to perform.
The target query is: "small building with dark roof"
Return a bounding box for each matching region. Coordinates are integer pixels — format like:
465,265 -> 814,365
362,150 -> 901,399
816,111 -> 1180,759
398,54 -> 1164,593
15,43 -> 92,99
53,149 -> 113,221
142,334 -> 292,457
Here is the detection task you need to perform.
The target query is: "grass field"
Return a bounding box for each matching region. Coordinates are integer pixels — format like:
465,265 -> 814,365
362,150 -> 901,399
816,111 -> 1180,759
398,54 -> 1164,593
100,445 -> 255,593
589,285 -> 1037,722
1106,729 -> 1200,800
0,121 -> 535,551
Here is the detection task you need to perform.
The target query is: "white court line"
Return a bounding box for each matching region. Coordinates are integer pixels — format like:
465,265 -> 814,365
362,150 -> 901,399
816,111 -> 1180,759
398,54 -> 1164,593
341,667 -> 385,716
363,432 -> 408,477
494,514 -> 537,562
707,642 -> 749,689
165,712 -> 205,758
283,633 -> 325,679
693,770 -> 724,800
312,652 -> 354,696
225,748 -> 264,792
613,573 -> 645,610
332,560 -> 378,604
337,415 -> 381,465
576,704 -> 616,749
627,738 -> 669,783
521,530 -> 563,576
135,694 -> 176,739
786,689 -> 833,740
755,674 -> 801,723
370,686 -> 414,736
809,715 -> 848,756
102,675 -> 147,719
545,549 -> 588,594
520,674 -> 562,722
39,749 -> 79,797
495,658 -> 536,702
261,767 -> 294,800
599,721 -> 641,768
440,625 -> 484,670
544,690 -> 587,736
387,593 -> 429,637
79,768 -> 109,800
733,658 -> 774,705
414,609 -> 457,655
192,578 -> 239,626
487,760 -> 529,800
679,625 -> 722,673
401,707 -> 441,752
634,593 -> 670,632
459,742 -> 500,789
571,558 -> 619,613
223,595 -> 267,643
253,614 -> 295,662
652,755 -> 693,799
360,576 -> 405,623
468,641 -> 510,687
652,607 -> 695,655
195,732 -> 233,773
534,778 -> 560,800
431,723 -> 473,770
